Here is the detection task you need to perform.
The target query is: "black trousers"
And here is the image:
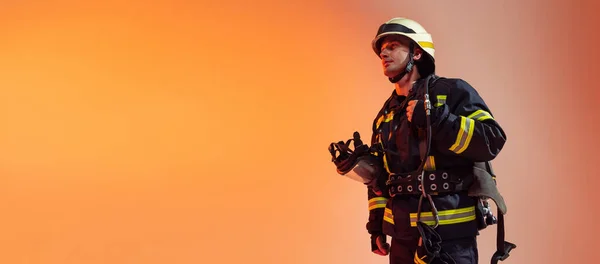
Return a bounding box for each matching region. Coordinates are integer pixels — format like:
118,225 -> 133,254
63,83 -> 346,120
389,236 -> 478,264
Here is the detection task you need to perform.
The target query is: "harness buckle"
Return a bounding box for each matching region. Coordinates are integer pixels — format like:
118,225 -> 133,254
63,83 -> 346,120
492,242 -> 517,263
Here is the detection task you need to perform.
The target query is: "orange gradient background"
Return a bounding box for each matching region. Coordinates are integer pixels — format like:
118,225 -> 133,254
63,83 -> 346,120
1,1 -> 599,263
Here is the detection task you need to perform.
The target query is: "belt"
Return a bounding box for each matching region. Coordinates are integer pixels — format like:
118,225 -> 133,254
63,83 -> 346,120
386,170 -> 469,197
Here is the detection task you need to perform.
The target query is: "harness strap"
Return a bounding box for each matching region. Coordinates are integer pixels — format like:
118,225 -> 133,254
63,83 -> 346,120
484,162 -> 517,264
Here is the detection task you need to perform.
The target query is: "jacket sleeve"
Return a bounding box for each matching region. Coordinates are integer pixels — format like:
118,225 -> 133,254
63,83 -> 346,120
428,79 -> 507,162
366,186 -> 388,234
365,127 -> 390,235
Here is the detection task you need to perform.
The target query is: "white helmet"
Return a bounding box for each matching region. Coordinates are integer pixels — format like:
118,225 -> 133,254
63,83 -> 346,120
372,17 -> 436,82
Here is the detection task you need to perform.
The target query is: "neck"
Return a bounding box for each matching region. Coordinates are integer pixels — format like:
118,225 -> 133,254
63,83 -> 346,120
394,69 -> 421,96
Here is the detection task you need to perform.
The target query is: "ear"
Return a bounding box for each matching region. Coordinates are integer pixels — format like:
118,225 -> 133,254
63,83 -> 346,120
413,48 -> 423,61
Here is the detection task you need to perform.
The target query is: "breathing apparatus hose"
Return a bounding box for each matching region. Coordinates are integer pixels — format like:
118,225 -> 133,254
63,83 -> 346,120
415,74 -> 439,227
413,74 -> 458,264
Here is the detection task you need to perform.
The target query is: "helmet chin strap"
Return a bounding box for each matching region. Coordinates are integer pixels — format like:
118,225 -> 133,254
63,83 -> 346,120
388,42 -> 415,83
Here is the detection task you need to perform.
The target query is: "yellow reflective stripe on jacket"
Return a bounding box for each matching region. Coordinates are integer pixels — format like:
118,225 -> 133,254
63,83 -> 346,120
384,208 -> 394,225
414,252 -> 428,264
378,136 -> 392,174
449,116 -> 475,154
435,95 -> 447,107
424,156 -> 436,171
375,110 -> 395,129
409,206 -> 476,227
368,197 -> 388,210
467,109 -> 494,121
375,110 -> 395,172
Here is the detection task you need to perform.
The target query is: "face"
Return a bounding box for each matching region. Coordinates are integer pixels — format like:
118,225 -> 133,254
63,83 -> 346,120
378,35 -> 422,78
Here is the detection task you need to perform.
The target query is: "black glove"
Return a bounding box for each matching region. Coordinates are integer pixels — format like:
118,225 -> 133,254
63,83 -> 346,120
410,99 -> 427,128
371,233 -> 390,256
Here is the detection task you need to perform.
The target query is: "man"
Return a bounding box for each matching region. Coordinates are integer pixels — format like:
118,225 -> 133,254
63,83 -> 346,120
361,17 -> 510,264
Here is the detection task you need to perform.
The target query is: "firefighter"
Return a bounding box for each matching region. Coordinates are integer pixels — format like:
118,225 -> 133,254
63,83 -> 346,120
359,17 -> 510,264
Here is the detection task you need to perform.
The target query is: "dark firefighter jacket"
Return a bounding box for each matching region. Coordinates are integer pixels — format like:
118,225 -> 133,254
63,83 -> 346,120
365,75 -> 507,241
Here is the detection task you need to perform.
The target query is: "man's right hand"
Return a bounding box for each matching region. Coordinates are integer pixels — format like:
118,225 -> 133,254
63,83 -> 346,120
371,233 -> 390,256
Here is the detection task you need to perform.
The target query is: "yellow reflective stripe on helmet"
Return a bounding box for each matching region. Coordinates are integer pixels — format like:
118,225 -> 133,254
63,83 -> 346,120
368,197 -> 388,210
384,208 -> 394,225
467,109 -> 494,121
449,116 -> 475,154
409,206 -> 476,227
424,156 -> 436,171
435,95 -> 447,107
418,41 -> 434,49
